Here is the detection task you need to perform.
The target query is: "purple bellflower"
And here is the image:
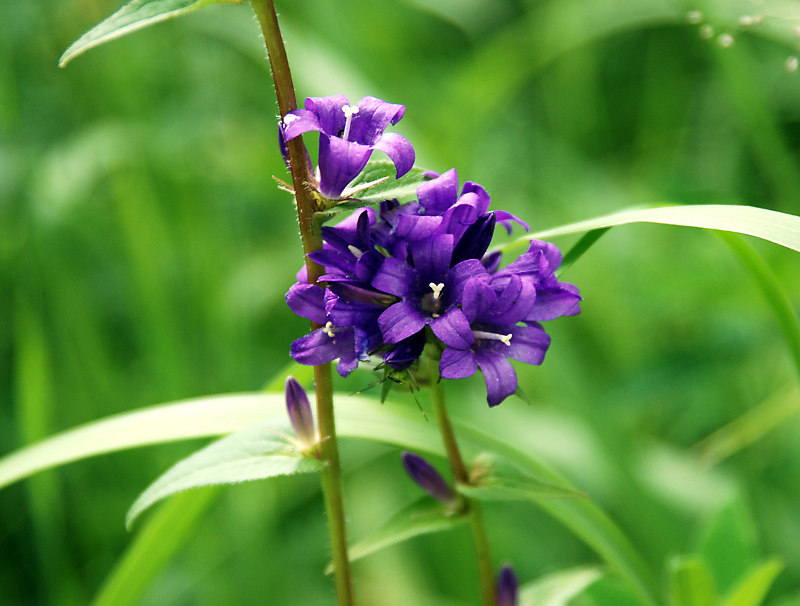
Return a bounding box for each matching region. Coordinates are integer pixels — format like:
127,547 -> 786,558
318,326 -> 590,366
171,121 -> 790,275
401,452 -> 455,504
496,565 -> 519,606
281,95 -> 415,199
283,99 -> 580,406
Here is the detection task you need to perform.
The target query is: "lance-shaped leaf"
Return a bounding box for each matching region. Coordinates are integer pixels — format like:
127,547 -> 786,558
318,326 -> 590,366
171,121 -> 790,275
60,0 -> 243,68
126,420 -> 322,529
518,566 -> 603,606
340,160 -> 430,204
721,559 -> 784,606
669,556 -> 718,606
325,498 -> 467,573
457,452 -> 586,504
509,205 -> 800,254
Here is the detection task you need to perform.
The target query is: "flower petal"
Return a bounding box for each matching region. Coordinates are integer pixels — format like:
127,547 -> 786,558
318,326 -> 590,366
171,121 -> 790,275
395,214 -> 443,241
349,96 -> 406,144
508,323 -> 551,365
409,234 -> 454,279
494,210 -> 530,234
481,251 -> 502,273
318,136 -> 372,198
307,248 -> 355,273
487,274 -> 536,324
439,346 -> 478,379
430,307 -> 474,349
378,301 -> 427,344
451,213 -> 496,265
304,95 -> 348,136
384,332 -> 426,370
475,349 -> 517,407
282,108 -> 323,141
527,239 -> 563,272
446,259 -> 490,302
290,328 -> 347,366
373,132 -> 415,178
417,169 -> 459,215
460,181 -> 491,215
286,283 -> 326,324
527,284 -> 582,321
462,278 -> 497,322
372,257 -> 417,298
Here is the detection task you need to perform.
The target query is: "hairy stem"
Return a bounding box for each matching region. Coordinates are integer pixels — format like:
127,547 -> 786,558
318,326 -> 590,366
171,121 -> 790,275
428,365 -> 496,606
250,2 -> 354,604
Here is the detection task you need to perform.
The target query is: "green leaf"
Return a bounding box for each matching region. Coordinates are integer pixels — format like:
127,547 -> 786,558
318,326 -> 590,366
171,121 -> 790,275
342,160 -> 430,204
326,497 -> 466,573
0,392 -> 283,492
519,566 -> 603,606
721,559 -> 784,606
556,228 -> 610,278
502,205 -> 800,255
692,385 -> 800,468
59,0 -> 243,68
717,233 -> 800,380
0,393 -> 658,606
669,556 -> 718,606
126,420 -> 321,528
457,452 -> 586,503
92,487 -> 219,606
694,500 -> 759,595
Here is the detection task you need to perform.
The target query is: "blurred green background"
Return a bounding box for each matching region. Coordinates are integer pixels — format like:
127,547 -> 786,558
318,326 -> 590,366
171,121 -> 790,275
3,0 -> 800,604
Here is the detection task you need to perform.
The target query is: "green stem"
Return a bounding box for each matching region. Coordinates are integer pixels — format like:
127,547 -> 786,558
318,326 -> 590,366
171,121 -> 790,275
249,2 -> 354,605
428,364 -> 496,606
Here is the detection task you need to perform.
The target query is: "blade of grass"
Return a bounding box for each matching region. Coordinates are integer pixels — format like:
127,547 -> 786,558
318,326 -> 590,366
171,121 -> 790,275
90,487 -> 220,606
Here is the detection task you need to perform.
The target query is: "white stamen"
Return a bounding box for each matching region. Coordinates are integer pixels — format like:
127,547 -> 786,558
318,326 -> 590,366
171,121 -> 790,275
341,104 -> 359,141
323,322 -> 336,338
429,282 -> 445,300
473,330 -> 513,347
348,245 -> 364,259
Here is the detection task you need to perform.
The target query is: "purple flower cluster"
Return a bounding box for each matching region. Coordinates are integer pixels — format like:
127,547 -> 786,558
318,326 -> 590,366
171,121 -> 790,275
283,95 -> 580,406
281,94 -> 414,199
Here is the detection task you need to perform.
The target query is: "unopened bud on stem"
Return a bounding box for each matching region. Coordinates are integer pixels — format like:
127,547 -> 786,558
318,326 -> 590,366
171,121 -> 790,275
401,452 -> 455,504
285,376 -> 316,448
496,564 -> 519,606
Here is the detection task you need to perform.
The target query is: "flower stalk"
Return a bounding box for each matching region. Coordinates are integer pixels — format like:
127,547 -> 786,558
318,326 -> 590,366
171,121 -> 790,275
427,357 -> 496,606
250,1 -> 354,604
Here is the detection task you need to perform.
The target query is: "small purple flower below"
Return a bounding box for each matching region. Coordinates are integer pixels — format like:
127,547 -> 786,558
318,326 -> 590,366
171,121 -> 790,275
496,564 -> 519,606
281,95 -> 415,199
285,376 -> 317,449
401,452 -> 455,504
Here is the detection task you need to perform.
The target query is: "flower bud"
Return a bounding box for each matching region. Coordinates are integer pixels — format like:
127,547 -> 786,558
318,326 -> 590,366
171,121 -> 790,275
285,376 -> 316,448
401,452 -> 454,504
496,564 -> 519,606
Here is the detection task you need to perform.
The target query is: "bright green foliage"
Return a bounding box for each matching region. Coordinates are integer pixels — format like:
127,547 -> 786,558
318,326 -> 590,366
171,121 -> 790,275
330,498 -> 467,573
7,0 -> 800,603
93,488 -> 220,606
125,419 -> 322,528
457,452 -> 585,503
721,560 -> 783,606
670,556 -> 718,606
341,160 -> 430,204
59,0 -> 243,67
507,205 -> 800,255
518,566 -> 603,606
